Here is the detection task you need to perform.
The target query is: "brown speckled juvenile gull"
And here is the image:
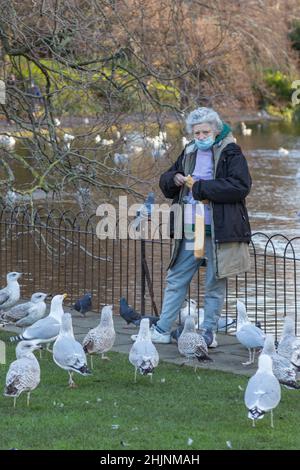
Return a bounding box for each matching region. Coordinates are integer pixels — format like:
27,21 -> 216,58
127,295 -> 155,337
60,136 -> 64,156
4,340 -> 41,407
178,316 -> 211,369
82,305 -> 116,368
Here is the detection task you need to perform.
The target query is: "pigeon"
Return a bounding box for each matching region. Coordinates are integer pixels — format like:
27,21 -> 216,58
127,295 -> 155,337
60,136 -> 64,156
4,341 -> 42,408
262,334 -> 300,389
0,293 -> 48,327
244,354 -> 281,427
53,313 -> 91,387
82,305 -> 116,368
10,294 -> 66,347
73,293 -> 92,316
0,272 -> 22,312
132,192 -> 155,230
177,316 -> 212,368
119,297 -> 159,328
129,318 -> 159,382
236,299 -> 265,365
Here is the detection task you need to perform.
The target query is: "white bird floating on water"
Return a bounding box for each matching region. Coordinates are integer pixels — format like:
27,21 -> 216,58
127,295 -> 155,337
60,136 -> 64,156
82,305 -> 116,369
0,272 -> 22,313
244,354 -> 281,428
240,122 -> 252,136
278,147 -> 289,157
53,312 -> 91,387
0,292 -> 48,327
4,340 -> 42,408
129,318 -> 159,382
262,334 -> 300,389
236,299 -> 265,365
177,316 -> 211,370
10,294 -> 66,350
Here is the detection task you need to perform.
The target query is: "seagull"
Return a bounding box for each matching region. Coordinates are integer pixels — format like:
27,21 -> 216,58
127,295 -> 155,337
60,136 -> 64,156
53,313 -> 91,387
0,293 -> 48,327
178,298 -> 198,325
241,122 -> 252,136
4,341 -> 42,408
262,334 -> 300,389
177,316 -> 212,370
82,305 -> 116,368
278,147 -> 289,156
129,318 -> 159,382
0,272 -> 22,312
244,354 -> 281,428
73,293 -> 92,316
277,316 -> 298,361
171,324 -> 213,348
10,294 -> 66,349
236,299 -> 265,365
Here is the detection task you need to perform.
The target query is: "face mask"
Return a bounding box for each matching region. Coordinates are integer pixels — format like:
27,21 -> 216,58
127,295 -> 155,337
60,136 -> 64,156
195,136 -> 214,150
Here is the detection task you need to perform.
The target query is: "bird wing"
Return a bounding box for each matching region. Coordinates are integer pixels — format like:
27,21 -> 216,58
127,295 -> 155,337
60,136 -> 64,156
4,302 -> 32,322
0,289 -> 10,307
54,336 -> 86,369
22,317 -> 60,341
237,325 -> 265,348
245,372 -> 281,411
129,340 -> 159,368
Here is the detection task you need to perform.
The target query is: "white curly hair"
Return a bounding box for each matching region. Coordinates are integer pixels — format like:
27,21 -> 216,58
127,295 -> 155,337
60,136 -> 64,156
185,107 -> 223,134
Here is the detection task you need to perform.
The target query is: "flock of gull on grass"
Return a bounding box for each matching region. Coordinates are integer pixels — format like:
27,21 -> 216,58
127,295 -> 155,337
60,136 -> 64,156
0,271 -> 300,428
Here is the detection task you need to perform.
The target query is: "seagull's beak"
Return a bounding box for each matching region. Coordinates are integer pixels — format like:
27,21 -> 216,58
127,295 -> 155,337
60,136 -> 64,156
63,293 -> 68,300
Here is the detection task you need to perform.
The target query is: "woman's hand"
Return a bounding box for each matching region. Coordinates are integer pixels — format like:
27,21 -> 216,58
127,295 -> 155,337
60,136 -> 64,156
184,174 -> 195,190
173,173 -> 186,187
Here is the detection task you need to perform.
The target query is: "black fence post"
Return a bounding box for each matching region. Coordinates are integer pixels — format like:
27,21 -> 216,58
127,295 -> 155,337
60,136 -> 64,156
141,238 -> 146,315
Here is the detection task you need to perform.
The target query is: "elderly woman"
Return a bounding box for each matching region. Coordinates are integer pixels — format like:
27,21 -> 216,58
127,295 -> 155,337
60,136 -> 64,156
136,107 -> 252,346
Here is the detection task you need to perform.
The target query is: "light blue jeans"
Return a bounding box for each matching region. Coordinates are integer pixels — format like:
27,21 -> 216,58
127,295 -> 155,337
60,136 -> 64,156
156,236 -> 226,334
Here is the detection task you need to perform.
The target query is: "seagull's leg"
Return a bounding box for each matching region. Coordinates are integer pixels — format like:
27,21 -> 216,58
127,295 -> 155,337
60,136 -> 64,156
134,368 -> 137,383
270,410 -> 274,428
46,343 -> 53,353
149,373 -> 153,383
252,349 -> 256,364
194,359 -> 198,373
68,371 -> 77,388
90,355 -> 93,370
39,348 -> 43,359
242,349 -> 253,366
27,392 -> 31,407
101,353 -> 111,361
252,418 -> 255,428
13,397 -> 16,408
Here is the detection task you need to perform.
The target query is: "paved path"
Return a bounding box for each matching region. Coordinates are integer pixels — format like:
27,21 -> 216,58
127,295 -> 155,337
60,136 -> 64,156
1,309 -> 258,377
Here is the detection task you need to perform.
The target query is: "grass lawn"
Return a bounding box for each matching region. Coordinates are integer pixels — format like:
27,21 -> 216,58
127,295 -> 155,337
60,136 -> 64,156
0,331 -> 299,450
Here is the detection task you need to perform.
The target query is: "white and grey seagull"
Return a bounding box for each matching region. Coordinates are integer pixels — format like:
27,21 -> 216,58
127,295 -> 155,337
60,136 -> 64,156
278,316 -> 299,361
262,333 -> 300,389
0,272 -> 22,313
4,340 -> 42,408
0,292 -> 48,327
9,294 -> 66,349
53,312 -> 91,387
129,318 -> 159,382
244,354 -> 281,428
82,305 -> 116,369
236,299 -> 265,365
